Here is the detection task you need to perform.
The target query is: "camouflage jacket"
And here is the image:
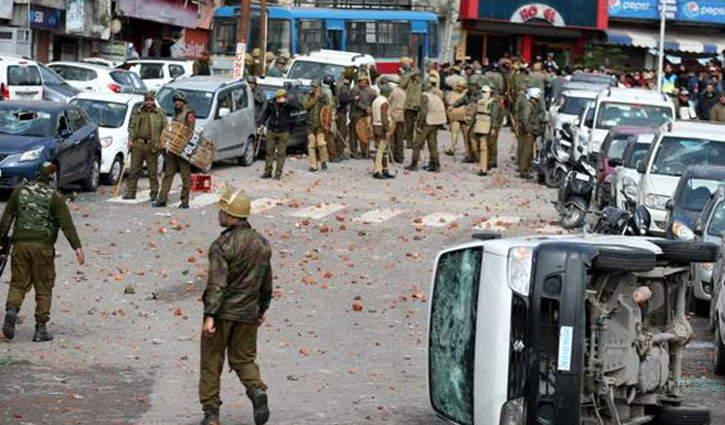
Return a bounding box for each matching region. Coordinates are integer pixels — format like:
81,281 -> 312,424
302,90 -> 330,132
522,99 -> 547,136
203,223 -> 273,323
0,181 -> 81,249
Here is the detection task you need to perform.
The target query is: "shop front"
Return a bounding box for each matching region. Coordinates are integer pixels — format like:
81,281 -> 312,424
458,0 -> 608,66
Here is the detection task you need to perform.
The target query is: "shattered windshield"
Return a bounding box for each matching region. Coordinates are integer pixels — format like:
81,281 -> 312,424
429,247 -> 481,425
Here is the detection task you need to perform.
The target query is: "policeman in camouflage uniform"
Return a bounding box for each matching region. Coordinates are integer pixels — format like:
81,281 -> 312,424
199,184 -> 272,425
406,82 -> 447,172
302,79 -> 330,172
124,91 -> 167,201
401,68 -> 422,149
519,88 -> 547,179
333,68 -> 354,161
1,163 -> 84,343
155,92 -> 195,209
348,74 -> 376,159
449,80 -> 483,163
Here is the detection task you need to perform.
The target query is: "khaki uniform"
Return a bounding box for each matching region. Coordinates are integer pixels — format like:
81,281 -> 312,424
372,95 -> 392,174
302,90 -> 330,169
402,72 -> 422,147
710,103 -> 725,122
446,89 -> 467,155
159,105 -> 195,204
0,181 -> 81,324
349,84 -> 376,158
411,91 -> 446,168
471,96 -> 499,173
126,105 -> 167,198
199,223 -> 273,410
482,71 -> 505,96
528,71 -> 548,91
519,98 -> 546,174
334,80 -> 352,159
388,85 -> 406,163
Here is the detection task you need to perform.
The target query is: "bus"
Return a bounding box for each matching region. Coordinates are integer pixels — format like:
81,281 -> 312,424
211,6 -> 439,76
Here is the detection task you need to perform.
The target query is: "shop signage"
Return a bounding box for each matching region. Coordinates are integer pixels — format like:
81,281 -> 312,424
510,3 -> 566,27
233,43 -> 246,79
66,0 -> 85,33
678,1 -> 725,23
608,0 -> 659,19
30,5 -> 62,30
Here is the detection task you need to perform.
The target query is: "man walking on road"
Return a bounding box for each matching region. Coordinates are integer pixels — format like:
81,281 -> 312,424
199,184 -> 273,425
372,84 -> 395,179
407,82 -> 447,172
519,88 -> 546,179
1,163 -> 84,343
261,89 -> 300,180
154,92 -> 195,209
124,91 -> 167,201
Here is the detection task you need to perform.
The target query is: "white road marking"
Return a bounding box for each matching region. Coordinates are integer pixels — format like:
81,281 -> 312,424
352,208 -> 403,224
474,216 -> 523,232
251,198 -> 285,214
108,190 -> 179,204
418,213 -> 460,227
291,203 -> 346,220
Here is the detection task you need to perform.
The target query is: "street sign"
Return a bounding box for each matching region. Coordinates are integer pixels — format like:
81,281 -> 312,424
233,42 -> 246,79
658,0 -> 677,19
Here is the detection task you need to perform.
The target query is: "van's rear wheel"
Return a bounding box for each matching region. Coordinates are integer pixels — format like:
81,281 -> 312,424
650,240 -> 721,265
654,404 -> 710,425
592,246 -> 656,273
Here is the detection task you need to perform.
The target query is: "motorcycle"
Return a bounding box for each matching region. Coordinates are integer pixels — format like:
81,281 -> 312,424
537,122 -> 587,189
556,153 -> 597,229
593,191 -> 652,235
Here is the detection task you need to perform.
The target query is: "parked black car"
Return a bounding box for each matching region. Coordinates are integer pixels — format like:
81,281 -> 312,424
665,165 -> 725,240
0,101 -> 102,191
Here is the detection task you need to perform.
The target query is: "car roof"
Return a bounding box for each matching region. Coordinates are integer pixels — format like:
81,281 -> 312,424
49,61 -> 118,71
162,76 -> 242,91
561,89 -> 599,99
680,165 -> 725,181
72,92 -> 144,104
0,100 -> 71,111
256,76 -> 306,88
609,126 -> 658,136
562,81 -> 609,92
0,55 -> 38,66
667,120 -> 725,141
598,87 -> 672,106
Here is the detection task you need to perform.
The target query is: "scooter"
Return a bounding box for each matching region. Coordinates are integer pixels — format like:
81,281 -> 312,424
556,154 -> 597,229
540,122 -> 586,189
593,191 -> 651,235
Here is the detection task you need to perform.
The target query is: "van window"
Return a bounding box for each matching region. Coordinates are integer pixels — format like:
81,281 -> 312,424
708,202 -> 725,237
429,247 -> 482,425
7,65 -> 42,86
169,65 -> 185,78
140,63 -> 164,79
233,86 -> 248,110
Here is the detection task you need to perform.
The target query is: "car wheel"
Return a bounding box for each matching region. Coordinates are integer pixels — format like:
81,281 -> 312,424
105,155 -> 124,185
715,323 -> 725,376
236,136 -> 256,167
560,197 -> 587,229
654,404 -> 711,425
82,157 -> 100,192
650,240 -> 721,265
592,246 -> 657,273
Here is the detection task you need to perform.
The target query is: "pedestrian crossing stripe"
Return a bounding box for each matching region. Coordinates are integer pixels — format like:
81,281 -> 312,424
352,208 -> 403,224
291,203 -> 346,220
418,212 -> 461,227
171,193 -> 219,209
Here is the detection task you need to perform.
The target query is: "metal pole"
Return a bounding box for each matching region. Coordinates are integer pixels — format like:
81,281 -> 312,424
656,0 -> 666,93
260,0 -> 267,75
237,0 -> 251,46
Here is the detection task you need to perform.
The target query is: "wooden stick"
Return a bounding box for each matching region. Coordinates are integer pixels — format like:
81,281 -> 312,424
113,161 -> 127,198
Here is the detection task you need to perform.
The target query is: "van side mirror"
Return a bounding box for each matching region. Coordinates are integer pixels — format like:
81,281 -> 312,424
665,199 -> 674,211
218,107 -> 230,118
608,158 -> 623,168
636,160 -> 646,174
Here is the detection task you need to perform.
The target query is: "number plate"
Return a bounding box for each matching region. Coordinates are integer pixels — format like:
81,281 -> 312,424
574,172 -> 590,182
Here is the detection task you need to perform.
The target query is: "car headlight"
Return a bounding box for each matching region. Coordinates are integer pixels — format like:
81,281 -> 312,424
507,247 -> 533,296
644,194 -> 670,210
499,397 -> 525,425
672,221 -> 694,241
623,177 -> 638,196
19,148 -> 43,162
100,136 -> 113,148
702,262 -> 714,271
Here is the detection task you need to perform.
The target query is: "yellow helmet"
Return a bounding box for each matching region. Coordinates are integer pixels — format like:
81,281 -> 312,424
401,57 -> 412,65
275,89 -> 287,98
218,183 -> 251,218
252,47 -> 261,57
265,51 -> 275,62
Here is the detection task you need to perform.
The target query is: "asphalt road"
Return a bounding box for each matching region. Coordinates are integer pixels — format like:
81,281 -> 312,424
0,129 -> 722,425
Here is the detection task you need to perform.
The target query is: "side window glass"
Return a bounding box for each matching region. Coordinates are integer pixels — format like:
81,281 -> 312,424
140,64 -> 164,79
58,115 -> 70,135
169,65 -> 185,78
216,90 -> 233,117
67,109 -> 86,131
233,87 -> 249,111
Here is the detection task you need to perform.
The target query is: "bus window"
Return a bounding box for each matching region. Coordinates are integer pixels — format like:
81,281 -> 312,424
299,20 -> 325,55
268,19 -> 291,55
212,19 -> 237,56
347,21 -> 410,58
347,22 -> 377,56
428,21 -> 439,58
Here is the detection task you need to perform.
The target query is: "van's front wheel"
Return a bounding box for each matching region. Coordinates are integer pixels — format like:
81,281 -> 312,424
654,404 -> 711,425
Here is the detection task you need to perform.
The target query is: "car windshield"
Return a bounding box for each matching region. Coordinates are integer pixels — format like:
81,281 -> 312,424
651,137 -> 725,176
708,201 -> 725,236
677,178 -> 722,212
38,64 -> 66,86
287,61 -> 345,80
7,65 -> 42,86
156,87 -> 213,119
0,108 -> 53,137
561,95 -> 592,115
624,142 -> 651,168
71,99 -> 128,128
596,102 -> 672,130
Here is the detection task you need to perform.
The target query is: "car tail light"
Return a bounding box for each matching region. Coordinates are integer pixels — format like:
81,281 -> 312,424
1,83 -> 8,100
108,84 -> 121,93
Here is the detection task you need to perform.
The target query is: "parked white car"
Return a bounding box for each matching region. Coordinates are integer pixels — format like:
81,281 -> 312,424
70,93 -> 145,185
587,88 -> 674,154
611,132 -> 657,210
637,121 -> 725,234
286,50 -> 376,85
549,88 -> 599,133
0,55 -> 43,100
118,59 -> 194,91
48,62 -> 147,95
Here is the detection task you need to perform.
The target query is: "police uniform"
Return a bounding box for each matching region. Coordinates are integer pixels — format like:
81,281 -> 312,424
156,95 -> 195,208
199,184 -> 272,425
348,76 -> 376,159
519,92 -> 547,177
388,84 -> 407,163
1,164 -> 82,342
408,85 -> 446,172
302,82 -> 330,171
334,71 -> 353,160
402,70 -> 422,148
471,88 -> 499,176
446,81 -> 467,157
125,93 -> 167,200
372,86 -> 394,178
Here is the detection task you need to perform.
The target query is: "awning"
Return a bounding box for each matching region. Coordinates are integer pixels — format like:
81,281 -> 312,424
606,28 -> 725,55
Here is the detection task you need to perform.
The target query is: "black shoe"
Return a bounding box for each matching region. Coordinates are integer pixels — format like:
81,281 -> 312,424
179,202 -> 190,209
261,172 -> 272,179
520,172 -> 533,180
273,174 -> 282,180
32,323 -> 53,342
248,387 -> 270,425
463,157 -> 476,164
321,162 -> 328,171
427,166 -> 440,173
478,170 -> 488,177
489,164 -> 498,169
445,150 -> 454,156
200,405 -> 220,425
122,193 -> 136,200
3,307 -> 18,340
405,162 -> 418,171
308,167 -> 318,172
150,194 -> 158,203
373,172 -> 385,180
383,171 -> 396,179
152,200 -> 167,208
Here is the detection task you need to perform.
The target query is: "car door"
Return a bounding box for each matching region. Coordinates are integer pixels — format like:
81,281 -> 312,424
232,84 -> 255,153
54,112 -> 77,185
201,88 -> 235,160
64,107 -> 94,179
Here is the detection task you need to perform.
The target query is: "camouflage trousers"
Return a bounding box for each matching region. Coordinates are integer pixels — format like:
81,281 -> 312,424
5,243 -> 56,324
199,319 -> 267,409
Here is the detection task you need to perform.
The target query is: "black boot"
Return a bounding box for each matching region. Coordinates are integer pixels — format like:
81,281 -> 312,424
200,405 -> 220,425
383,171 -> 396,179
405,161 -> 418,171
373,172 -> 385,180
261,171 -> 272,179
150,193 -> 158,203
321,162 -> 328,171
179,201 -> 190,209
247,387 -> 270,425
423,162 -> 435,171
152,200 -> 167,208
122,193 -> 136,200
3,306 -> 18,340
32,323 -> 53,342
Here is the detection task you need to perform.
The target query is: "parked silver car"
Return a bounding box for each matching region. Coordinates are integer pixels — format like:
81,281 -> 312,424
156,76 -> 257,166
